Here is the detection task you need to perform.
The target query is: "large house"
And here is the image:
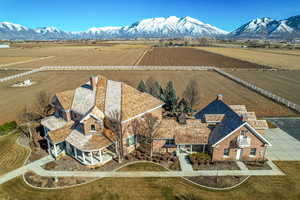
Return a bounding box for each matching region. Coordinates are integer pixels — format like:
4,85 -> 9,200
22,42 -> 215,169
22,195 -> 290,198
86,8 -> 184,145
41,76 -> 271,166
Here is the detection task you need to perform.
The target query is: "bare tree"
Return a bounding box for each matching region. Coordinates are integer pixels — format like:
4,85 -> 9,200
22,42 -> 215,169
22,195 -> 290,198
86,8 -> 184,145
34,91 -> 53,118
138,113 -> 160,158
183,80 -> 200,111
104,111 -> 123,163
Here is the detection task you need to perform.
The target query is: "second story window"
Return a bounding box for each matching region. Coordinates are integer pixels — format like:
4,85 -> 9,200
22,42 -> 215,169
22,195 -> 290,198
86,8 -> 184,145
91,124 -> 96,131
240,130 -> 247,138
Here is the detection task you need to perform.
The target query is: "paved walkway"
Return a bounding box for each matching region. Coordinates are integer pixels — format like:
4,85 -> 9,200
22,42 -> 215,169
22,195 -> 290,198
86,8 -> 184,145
236,161 -> 248,171
178,153 -> 194,171
0,155 -> 54,185
264,128 -> 300,161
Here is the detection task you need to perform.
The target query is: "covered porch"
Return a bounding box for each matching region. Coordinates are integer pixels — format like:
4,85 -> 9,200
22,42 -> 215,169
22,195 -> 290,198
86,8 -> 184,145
65,142 -> 117,165
176,144 -> 208,155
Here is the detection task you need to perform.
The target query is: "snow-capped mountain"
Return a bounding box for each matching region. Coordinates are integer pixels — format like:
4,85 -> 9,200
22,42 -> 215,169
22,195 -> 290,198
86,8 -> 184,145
229,15 -> 300,39
0,16 -> 228,40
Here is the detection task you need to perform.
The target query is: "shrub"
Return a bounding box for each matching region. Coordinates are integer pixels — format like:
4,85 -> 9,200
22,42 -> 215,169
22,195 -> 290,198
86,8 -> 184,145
189,152 -> 211,163
0,121 -> 17,135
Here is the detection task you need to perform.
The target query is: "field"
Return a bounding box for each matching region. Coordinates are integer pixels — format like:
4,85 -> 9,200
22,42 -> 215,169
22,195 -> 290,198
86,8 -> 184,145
0,132 -> 29,176
0,43 -> 149,69
229,70 -> 300,105
0,70 -> 25,78
0,70 -> 297,124
195,47 -> 300,70
0,56 -> 38,65
138,47 -> 268,68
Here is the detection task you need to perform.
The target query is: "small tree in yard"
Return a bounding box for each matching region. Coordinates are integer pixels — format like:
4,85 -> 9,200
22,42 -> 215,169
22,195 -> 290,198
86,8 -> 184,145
104,111 -> 123,163
161,81 -> 178,114
183,80 -> 200,112
138,113 -> 160,158
137,80 -> 148,93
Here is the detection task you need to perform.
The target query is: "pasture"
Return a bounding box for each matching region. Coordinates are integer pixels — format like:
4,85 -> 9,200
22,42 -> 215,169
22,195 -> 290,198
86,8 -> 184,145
0,70 -> 297,123
138,47 -> 268,68
228,70 -> 300,105
196,47 -> 300,70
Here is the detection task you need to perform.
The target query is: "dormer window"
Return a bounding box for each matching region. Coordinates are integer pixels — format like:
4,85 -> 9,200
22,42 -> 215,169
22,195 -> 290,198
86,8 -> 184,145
240,130 -> 247,138
91,124 -> 96,131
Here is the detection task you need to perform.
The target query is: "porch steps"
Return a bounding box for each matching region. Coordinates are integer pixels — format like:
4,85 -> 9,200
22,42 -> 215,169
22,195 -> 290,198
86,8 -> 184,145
178,154 -> 194,172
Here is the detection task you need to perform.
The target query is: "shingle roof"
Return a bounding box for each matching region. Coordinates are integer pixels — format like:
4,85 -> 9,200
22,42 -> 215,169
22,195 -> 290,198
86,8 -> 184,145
55,90 -> 75,111
156,119 -> 211,144
204,114 -> 225,123
247,119 -> 268,130
48,122 -> 74,144
71,87 -> 96,115
195,99 -> 244,145
41,116 -> 68,131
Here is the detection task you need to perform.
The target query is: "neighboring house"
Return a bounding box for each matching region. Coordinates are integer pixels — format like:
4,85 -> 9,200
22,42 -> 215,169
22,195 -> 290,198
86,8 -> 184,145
195,95 -> 271,161
0,43 -> 10,48
41,76 -> 164,166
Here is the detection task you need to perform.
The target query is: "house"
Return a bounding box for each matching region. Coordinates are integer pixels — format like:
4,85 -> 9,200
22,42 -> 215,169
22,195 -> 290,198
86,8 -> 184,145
0,43 -> 10,48
195,94 -> 271,161
41,76 -> 271,166
41,75 -> 164,166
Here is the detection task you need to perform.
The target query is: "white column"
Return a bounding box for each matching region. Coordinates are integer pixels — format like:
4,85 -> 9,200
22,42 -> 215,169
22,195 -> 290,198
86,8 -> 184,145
82,151 -> 86,163
190,145 -> 193,153
99,149 -> 103,163
90,152 -> 94,165
74,146 -> 77,158
53,143 -> 58,157
47,139 -> 51,154
203,144 -> 205,153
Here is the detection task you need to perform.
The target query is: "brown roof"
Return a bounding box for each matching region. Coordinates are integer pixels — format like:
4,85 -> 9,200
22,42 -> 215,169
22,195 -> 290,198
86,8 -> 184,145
48,122 -> 74,144
247,119 -> 268,130
82,134 -> 112,151
204,114 -> 225,123
95,77 -> 107,111
229,105 -> 247,113
121,83 -> 163,121
156,119 -> 211,144
55,90 -> 75,110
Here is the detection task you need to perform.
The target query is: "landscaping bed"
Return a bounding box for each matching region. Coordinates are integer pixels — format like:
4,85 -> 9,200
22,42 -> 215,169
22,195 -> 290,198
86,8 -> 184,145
243,160 -> 272,170
117,162 -> 168,172
189,153 -> 240,170
185,176 -> 248,189
24,171 -> 96,188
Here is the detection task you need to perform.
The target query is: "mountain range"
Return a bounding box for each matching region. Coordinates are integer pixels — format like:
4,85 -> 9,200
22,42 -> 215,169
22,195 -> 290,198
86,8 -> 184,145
0,15 -> 299,40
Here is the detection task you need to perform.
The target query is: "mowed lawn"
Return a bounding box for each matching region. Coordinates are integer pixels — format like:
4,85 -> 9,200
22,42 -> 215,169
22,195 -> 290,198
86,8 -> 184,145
0,162 -> 300,200
0,70 -> 297,123
0,132 -> 29,175
195,47 -> 300,70
228,70 -> 300,105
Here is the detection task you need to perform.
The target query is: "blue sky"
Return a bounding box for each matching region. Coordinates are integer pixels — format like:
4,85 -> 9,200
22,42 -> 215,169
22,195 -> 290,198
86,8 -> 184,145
1,0 -> 299,32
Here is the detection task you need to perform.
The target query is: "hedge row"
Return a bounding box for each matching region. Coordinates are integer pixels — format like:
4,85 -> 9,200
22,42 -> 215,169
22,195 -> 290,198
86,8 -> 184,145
0,121 -> 17,135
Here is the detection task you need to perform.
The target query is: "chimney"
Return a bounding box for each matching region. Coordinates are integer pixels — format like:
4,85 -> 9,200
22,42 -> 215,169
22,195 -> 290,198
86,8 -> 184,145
217,94 -> 223,101
90,76 -> 97,91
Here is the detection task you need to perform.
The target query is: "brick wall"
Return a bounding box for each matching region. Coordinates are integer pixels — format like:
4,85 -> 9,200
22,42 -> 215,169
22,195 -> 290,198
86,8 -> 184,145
82,117 -> 103,135
212,125 -> 267,161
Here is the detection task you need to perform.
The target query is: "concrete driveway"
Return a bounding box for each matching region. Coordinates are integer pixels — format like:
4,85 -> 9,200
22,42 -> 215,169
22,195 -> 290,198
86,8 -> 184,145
264,128 -> 300,161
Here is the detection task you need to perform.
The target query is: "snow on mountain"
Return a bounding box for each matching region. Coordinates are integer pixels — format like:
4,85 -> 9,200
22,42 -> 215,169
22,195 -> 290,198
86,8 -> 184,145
229,15 -> 300,39
35,26 -> 63,34
0,22 -> 29,31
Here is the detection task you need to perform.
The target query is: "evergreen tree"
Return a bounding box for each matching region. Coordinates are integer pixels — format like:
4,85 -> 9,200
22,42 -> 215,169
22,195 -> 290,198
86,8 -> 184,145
161,81 -> 178,113
137,80 -> 148,93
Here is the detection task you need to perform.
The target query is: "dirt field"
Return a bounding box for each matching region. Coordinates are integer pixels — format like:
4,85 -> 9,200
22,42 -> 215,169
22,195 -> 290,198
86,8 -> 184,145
0,70 -> 26,78
0,44 -> 149,69
0,56 -> 38,65
228,70 -> 300,105
196,47 -> 300,70
138,47 -> 269,68
0,70 -> 296,123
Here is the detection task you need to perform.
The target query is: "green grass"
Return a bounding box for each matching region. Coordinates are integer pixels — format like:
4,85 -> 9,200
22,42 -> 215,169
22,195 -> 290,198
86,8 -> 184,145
117,162 -> 168,172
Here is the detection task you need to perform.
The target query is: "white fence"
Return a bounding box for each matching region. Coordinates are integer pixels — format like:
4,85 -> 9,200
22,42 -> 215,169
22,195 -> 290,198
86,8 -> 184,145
214,68 -> 300,113
1,65 -> 299,114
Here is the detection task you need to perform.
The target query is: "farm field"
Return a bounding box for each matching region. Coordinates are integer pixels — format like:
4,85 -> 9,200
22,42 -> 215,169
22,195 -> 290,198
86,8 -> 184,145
228,70 -> 300,105
0,132 -> 29,176
196,47 -> 300,70
0,70 -> 26,78
0,70 -> 297,123
138,47 -> 268,68
0,56 -> 38,65
0,43 -> 149,69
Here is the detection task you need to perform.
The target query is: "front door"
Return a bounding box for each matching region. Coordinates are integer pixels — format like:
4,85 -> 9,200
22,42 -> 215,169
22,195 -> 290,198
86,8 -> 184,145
236,148 -> 243,160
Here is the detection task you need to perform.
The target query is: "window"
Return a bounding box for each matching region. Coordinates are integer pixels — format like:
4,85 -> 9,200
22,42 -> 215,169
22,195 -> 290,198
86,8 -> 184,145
127,135 -> 137,146
250,148 -> 256,156
223,148 -> 230,157
91,124 -> 96,131
240,130 -> 247,138
165,139 -> 175,146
